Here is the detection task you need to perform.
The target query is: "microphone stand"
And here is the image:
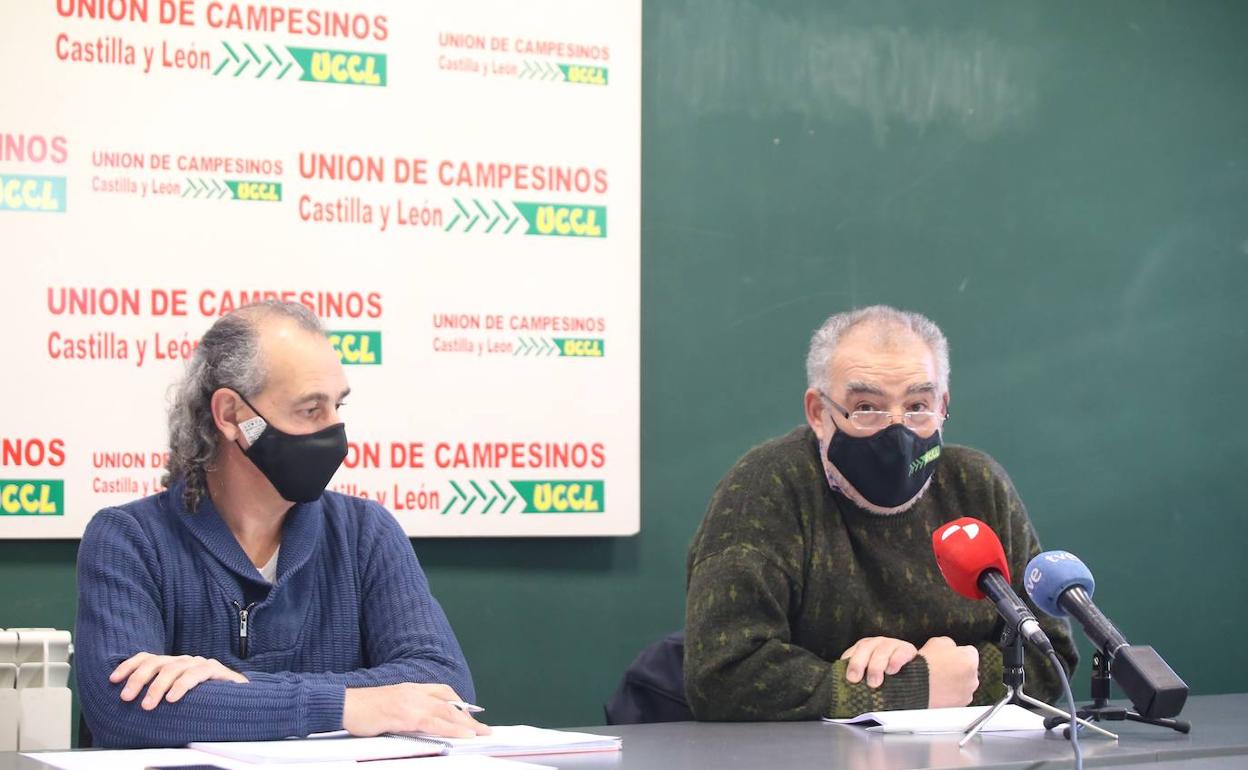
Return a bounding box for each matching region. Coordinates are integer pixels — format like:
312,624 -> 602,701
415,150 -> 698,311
960,628 -> 1117,746
1042,651 -> 1191,736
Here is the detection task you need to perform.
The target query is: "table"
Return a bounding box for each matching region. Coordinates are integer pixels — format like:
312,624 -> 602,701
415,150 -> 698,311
4,694 -> 1245,770
556,694 -> 1248,770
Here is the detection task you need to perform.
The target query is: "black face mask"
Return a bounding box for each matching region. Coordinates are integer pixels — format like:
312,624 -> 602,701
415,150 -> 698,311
233,393 -> 347,504
825,423 -> 942,509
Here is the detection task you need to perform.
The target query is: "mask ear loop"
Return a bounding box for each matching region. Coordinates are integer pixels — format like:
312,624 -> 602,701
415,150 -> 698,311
227,388 -> 269,448
818,400 -> 850,496
818,391 -> 850,444
819,432 -> 851,498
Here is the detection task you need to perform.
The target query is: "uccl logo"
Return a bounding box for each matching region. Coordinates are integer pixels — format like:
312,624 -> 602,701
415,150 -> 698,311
0,174 -> 66,213
0,480 -> 64,515
515,202 -> 606,238
559,64 -> 608,86
328,331 -> 382,365
226,180 -> 282,202
289,47 -> 387,86
511,480 -> 604,513
555,338 -> 604,357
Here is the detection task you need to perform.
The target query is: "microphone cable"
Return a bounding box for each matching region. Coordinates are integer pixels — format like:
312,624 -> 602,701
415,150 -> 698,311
1047,648 -> 1083,770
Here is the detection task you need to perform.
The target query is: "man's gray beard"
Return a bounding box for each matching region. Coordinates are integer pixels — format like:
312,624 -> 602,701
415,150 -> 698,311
819,441 -> 933,515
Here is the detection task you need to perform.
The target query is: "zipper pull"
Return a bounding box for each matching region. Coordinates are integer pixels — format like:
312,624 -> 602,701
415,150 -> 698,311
232,600 -> 256,658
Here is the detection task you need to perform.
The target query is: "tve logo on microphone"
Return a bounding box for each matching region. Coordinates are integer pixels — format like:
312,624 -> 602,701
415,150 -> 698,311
1023,550 -> 1080,594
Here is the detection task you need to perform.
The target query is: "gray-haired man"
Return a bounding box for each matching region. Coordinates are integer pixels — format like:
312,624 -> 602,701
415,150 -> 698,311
684,305 -> 1078,720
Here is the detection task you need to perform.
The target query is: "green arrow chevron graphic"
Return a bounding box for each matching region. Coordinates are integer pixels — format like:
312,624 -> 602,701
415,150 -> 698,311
513,337 -> 558,356
181,178 -> 232,199
519,60 -> 566,81
213,42 -> 303,79
444,198 -> 528,235
440,480 -> 521,515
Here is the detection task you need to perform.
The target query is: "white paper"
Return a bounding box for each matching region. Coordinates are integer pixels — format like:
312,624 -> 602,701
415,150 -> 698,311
190,734 -> 444,763
400,725 -> 621,756
29,748 -> 553,770
823,704 -> 1047,734
365,758 -> 553,770
27,748 -> 257,770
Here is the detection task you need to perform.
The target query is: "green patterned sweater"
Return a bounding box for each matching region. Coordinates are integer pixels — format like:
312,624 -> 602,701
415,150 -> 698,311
684,425 -> 1078,720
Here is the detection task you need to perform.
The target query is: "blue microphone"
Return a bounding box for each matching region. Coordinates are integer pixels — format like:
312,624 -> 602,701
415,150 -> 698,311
1024,551 -> 1127,656
1025,550 -> 1187,719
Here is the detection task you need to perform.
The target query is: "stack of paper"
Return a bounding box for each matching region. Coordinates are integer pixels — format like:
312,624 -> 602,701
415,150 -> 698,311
187,726 -> 620,763
29,749 -> 552,770
400,725 -> 622,756
190,733 -> 443,763
823,704 -> 1047,734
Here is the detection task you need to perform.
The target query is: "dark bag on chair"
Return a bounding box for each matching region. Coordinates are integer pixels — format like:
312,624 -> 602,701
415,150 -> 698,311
604,631 -> 694,724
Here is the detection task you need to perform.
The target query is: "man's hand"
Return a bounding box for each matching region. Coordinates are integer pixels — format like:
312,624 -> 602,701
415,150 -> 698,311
917,636 -> 979,708
110,652 -> 248,710
839,637 -> 919,688
344,683 -> 492,738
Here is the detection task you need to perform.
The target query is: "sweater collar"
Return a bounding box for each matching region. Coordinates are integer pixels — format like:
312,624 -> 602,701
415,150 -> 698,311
167,477 -> 323,585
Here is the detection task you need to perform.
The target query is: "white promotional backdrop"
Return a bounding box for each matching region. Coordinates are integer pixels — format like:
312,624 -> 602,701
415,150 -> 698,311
0,0 -> 640,537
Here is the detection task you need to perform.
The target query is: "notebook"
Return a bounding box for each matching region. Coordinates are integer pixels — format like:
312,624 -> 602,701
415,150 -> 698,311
823,704 -> 1047,734
189,726 -> 621,763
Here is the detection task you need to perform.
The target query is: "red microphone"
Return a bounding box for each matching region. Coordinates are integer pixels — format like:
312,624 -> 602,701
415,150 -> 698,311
932,517 -> 1054,655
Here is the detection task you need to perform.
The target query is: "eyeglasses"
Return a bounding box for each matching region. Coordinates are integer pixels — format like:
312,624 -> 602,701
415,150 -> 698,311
819,391 -> 948,433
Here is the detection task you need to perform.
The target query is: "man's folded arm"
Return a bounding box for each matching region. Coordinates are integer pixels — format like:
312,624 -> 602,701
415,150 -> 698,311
244,505 -> 474,696
684,547 -> 929,721
76,509 -> 347,748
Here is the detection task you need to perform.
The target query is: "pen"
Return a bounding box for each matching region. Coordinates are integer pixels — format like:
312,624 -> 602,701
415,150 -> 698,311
450,700 -> 485,713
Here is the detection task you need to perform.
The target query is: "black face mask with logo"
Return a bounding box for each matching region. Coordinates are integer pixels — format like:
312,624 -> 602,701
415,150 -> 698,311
825,423 -> 942,509
233,392 -> 347,504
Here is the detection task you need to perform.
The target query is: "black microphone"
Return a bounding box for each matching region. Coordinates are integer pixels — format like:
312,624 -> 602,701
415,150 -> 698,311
1025,550 -> 1188,719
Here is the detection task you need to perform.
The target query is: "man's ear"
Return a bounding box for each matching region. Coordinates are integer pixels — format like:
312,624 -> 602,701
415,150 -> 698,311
210,388 -> 246,442
804,388 -> 826,439
941,390 -> 951,417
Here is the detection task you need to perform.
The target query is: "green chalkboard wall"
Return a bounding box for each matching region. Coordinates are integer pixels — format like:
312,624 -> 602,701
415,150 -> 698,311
2,0 -> 1245,731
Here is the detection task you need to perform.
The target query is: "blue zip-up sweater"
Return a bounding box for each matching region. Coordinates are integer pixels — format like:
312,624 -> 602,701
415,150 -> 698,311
75,480 -> 474,748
